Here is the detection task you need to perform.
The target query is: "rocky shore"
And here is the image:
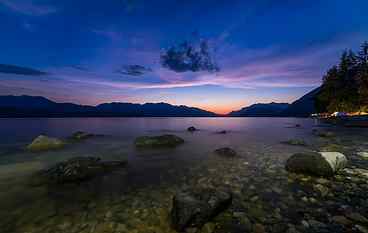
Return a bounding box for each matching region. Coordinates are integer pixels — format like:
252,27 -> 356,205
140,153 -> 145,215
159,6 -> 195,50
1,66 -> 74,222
1,126 -> 368,233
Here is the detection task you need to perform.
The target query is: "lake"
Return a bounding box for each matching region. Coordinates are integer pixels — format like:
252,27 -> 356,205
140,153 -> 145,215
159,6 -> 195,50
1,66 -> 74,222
0,117 -> 368,233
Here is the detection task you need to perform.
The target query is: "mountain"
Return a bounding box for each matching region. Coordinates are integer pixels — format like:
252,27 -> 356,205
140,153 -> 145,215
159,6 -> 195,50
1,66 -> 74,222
0,95 -> 216,117
282,87 -> 321,117
228,102 -> 290,117
0,64 -> 47,76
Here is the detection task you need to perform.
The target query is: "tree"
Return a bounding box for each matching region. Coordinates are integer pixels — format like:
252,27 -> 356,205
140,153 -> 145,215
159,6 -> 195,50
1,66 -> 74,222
315,42 -> 368,113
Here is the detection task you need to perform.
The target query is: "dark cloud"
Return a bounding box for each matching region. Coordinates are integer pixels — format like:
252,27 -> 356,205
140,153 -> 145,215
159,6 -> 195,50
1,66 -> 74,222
160,40 -> 219,73
115,65 -> 152,76
0,64 -> 47,76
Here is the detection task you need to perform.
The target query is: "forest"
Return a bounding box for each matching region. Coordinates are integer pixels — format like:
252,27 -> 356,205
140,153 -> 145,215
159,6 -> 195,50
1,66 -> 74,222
316,41 -> 368,113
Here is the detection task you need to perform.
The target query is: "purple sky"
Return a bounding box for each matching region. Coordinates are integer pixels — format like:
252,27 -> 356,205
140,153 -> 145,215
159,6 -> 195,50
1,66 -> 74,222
0,0 -> 367,113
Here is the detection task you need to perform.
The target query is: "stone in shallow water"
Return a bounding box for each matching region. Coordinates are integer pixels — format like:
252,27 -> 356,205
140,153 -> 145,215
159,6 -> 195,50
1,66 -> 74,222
358,152 -> 368,159
27,135 -> 66,152
30,156 -> 127,185
285,152 -> 347,177
69,131 -> 95,140
170,188 -> 232,232
134,134 -> 184,148
283,139 -> 307,146
214,147 -> 237,157
187,126 -> 198,132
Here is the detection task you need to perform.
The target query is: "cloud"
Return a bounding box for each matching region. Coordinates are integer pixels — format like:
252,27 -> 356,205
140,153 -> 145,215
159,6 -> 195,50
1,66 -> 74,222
160,40 -> 219,73
0,0 -> 57,16
115,65 -> 152,76
0,64 -> 47,76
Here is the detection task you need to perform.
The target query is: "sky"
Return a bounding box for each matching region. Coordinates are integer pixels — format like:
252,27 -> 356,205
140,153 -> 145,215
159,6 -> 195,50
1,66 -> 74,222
0,0 -> 367,114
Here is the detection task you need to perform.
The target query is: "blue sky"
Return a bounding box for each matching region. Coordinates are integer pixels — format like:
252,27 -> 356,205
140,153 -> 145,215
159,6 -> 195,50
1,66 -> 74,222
0,0 -> 367,113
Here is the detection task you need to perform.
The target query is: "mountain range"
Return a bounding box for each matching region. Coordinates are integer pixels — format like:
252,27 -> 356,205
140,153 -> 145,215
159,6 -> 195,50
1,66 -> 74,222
0,88 -> 320,117
0,95 -> 216,117
229,87 -> 320,117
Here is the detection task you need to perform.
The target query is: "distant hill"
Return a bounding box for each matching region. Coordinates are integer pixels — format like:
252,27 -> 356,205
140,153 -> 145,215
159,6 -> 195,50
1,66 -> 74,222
228,102 -> 290,117
282,87 -> 321,117
228,87 -> 321,117
0,95 -> 217,117
0,64 -> 47,76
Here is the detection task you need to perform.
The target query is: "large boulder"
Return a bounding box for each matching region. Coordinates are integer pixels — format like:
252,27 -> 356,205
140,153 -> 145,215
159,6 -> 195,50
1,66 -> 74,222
286,152 -> 347,177
30,157 -> 127,185
27,135 -> 65,152
134,134 -> 184,148
170,188 -> 232,232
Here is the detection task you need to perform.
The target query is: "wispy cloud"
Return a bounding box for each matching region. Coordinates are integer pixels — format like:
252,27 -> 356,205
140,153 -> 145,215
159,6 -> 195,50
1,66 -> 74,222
0,0 -> 57,16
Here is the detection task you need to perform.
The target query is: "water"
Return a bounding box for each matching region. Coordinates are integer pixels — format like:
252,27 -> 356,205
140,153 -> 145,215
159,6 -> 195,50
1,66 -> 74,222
0,117 -> 368,233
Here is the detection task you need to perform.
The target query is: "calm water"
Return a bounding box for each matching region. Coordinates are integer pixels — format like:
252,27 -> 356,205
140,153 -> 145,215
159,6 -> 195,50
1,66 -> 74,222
1,117 -> 368,233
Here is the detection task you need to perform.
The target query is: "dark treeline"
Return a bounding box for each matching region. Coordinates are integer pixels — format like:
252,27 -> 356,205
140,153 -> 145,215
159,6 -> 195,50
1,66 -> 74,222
316,42 -> 368,113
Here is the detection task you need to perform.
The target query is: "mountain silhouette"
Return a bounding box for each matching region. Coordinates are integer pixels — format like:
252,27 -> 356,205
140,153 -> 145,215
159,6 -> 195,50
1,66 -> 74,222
0,95 -> 217,117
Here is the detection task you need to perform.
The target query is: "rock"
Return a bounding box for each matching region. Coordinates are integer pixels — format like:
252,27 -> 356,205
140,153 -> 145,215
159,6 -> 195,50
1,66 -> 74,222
30,157 -> 127,185
314,130 -> 335,138
69,131 -> 95,140
347,212 -> 368,223
285,152 -> 347,177
358,152 -> 368,159
134,134 -> 184,148
216,130 -> 228,134
331,216 -> 352,226
356,225 -> 368,233
283,139 -> 307,146
187,126 -> 197,132
214,147 -> 237,157
27,135 -> 65,152
253,223 -> 266,233
170,188 -> 232,232
314,184 -> 329,197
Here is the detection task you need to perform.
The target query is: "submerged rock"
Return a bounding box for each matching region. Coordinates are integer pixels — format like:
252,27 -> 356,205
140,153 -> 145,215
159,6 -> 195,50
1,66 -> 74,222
285,152 -> 347,177
313,130 -> 335,138
170,188 -> 232,232
216,130 -> 228,134
187,126 -> 197,132
30,157 -> 127,185
135,134 -> 184,148
27,135 -> 65,152
283,139 -> 307,146
69,131 -> 95,140
214,147 -> 237,157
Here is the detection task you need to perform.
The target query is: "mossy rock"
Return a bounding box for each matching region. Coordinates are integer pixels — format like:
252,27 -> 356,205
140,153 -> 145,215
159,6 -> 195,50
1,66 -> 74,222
135,134 -> 184,148
30,157 -> 127,185
285,152 -> 347,177
27,135 -> 66,152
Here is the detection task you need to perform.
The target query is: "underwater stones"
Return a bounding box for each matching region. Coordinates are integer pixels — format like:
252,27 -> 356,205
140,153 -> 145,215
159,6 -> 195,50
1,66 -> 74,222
27,135 -> 65,152
30,156 -> 127,185
285,152 -> 347,177
134,134 -> 184,148
69,131 -> 95,140
313,130 -> 335,138
187,126 -> 198,132
214,147 -> 237,157
283,139 -> 307,146
170,188 -> 232,232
